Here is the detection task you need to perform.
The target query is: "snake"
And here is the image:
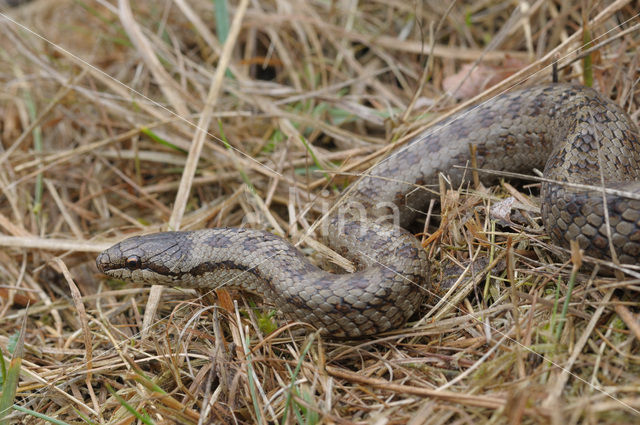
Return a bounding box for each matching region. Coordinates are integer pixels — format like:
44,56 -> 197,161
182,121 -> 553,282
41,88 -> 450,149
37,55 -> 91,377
96,83 -> 640,338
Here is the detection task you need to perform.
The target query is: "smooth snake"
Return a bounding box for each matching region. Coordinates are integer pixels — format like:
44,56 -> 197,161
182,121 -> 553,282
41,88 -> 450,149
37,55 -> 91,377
97,83 -> 640,338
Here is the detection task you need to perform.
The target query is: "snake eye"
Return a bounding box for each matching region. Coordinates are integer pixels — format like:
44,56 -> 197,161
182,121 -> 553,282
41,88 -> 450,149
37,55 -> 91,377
125,255 -> 141,270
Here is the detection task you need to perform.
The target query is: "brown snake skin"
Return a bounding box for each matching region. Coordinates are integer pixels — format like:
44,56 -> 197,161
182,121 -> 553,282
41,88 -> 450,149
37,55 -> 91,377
97,83 -> 640,338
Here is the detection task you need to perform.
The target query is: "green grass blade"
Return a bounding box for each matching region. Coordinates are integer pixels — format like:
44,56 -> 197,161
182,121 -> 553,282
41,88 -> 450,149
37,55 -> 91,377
281,334 -> 315,425
73,407 -> 99,425
23,91 -> 43,216
298,135 -> 331,184
243,332 -> 263,424
106,383 -> 156,425
141,127 -> 187,154
0,343 -> 6,388
555,269 -> 577,342
212,0 -> 234,78
130,369 -> 167,395
213,0 -> 230,43
0,315 -> 26,425
12,405 -> 73,425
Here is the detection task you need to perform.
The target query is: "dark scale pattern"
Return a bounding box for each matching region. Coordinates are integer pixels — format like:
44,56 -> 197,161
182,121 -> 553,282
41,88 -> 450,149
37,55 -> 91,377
97,84 -> 640,338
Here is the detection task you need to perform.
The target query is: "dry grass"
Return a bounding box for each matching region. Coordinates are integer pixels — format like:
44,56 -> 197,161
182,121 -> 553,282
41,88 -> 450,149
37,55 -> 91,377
1,0 -> 639,424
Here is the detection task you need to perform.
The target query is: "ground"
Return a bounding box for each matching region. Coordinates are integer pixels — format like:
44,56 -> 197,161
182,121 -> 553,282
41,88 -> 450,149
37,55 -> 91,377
0,1 -> 639,424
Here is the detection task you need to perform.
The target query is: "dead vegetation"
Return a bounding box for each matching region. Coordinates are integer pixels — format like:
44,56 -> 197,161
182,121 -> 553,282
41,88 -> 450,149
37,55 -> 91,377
1,0 -> 639,424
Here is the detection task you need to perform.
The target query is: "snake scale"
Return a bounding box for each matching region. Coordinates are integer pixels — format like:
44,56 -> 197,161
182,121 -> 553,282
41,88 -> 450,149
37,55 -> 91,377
97,83 -> 640,338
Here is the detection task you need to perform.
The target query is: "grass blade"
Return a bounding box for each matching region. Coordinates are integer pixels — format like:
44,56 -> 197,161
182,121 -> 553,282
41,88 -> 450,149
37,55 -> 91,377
0,314 -> 26,425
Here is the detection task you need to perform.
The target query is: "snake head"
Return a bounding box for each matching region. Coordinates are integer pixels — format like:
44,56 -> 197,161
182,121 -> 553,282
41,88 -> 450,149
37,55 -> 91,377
96,232 -> 188,285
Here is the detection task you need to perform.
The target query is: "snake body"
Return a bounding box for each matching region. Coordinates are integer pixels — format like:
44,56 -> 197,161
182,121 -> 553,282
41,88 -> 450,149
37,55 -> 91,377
97,83 -> 640,338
